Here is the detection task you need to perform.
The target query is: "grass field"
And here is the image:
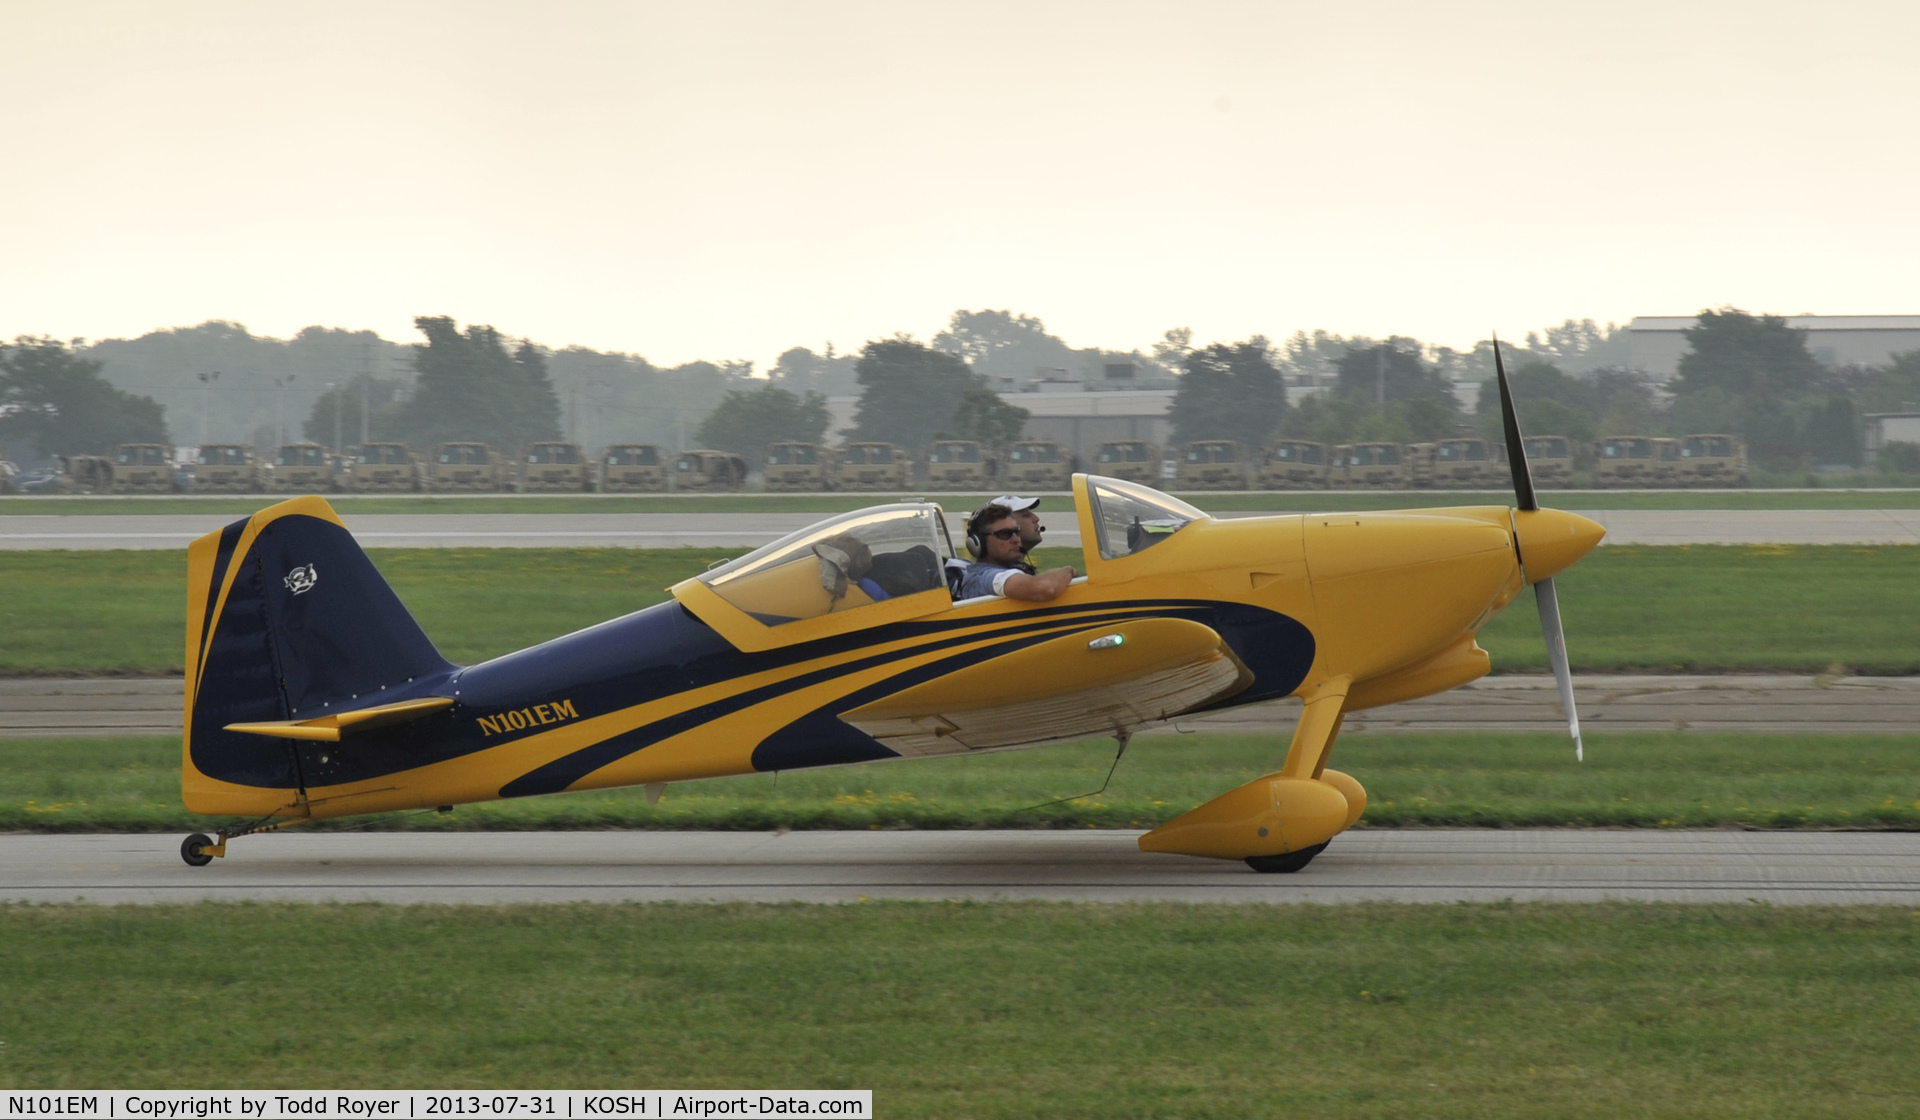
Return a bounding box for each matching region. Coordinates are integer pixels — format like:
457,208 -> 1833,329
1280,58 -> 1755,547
7,486 -> 1920,515
2,544 -> 1915,676
4,901 -> 1919,1118
9,731 -> 1918,833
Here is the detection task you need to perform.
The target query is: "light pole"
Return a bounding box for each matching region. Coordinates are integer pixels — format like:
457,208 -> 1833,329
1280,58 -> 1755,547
198,371 -> 220,445
272,375 -> 296,448
328,381 -> 341,454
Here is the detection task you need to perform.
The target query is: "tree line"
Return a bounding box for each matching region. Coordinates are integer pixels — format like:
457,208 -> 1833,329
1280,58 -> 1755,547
4,308 -> 1914,476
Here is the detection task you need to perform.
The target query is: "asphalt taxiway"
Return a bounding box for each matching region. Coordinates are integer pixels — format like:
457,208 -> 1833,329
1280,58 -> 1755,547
7,829 -> 1918,905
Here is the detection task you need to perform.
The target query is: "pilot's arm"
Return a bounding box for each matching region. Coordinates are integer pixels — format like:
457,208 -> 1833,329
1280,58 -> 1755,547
1002,566 -> 1076,602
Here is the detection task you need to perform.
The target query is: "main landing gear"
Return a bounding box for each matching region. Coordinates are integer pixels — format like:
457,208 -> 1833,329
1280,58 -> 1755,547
1245,842 -> 1328,874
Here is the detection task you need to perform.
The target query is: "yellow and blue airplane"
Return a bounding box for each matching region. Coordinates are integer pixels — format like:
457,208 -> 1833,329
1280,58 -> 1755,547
178,346 -> 1603,872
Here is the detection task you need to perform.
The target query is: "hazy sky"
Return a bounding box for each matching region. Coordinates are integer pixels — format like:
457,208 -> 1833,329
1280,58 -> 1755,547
4,1 -> 1917,369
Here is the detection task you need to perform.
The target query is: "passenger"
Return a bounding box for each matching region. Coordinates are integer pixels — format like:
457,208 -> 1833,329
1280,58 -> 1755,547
953,503 -> 1076,602
991,494 -> 1046,555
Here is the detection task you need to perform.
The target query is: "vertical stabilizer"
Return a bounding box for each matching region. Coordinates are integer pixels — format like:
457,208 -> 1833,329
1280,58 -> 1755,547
183,496 -> 456,814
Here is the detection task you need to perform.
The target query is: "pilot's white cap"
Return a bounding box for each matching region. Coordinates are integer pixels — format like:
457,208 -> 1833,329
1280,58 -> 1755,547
992,494 -> 1041,512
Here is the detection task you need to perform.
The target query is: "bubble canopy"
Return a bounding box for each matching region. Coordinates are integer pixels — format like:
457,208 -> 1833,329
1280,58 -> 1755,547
696,503 -> 955,625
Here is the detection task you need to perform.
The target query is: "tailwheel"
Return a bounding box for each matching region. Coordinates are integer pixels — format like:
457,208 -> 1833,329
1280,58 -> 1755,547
181,833 -> 215,867
1245,842 -> 1328,874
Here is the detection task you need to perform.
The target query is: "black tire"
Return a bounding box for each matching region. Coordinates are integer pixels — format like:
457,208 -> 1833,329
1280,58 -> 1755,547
181,833 -> 214,867
1245,842 -> 1328,874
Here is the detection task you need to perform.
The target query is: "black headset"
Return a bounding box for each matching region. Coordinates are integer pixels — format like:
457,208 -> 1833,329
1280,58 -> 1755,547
965,505 -> 1006,560
965,510 -> 989,559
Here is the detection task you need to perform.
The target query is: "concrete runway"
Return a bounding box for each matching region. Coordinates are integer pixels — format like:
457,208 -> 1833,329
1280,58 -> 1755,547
8,829 -> 1919,905
7,673 -> 1914,738
4,507 -> 1920,548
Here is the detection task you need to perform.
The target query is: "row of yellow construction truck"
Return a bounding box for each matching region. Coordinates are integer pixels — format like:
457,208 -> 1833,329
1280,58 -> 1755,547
9,432 -> 1748,494
15,441 -> 750,495
1177,433 -> 1749,489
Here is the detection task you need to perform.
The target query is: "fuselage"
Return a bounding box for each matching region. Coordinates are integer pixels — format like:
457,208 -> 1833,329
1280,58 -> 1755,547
184,486 -> 1602,825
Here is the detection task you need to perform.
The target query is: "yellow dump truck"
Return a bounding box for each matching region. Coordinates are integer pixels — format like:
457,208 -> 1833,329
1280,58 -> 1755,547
1175,441 -> 1249,489
110,443 -> 177,493
1002,441 -> 1071,491
765,442 -> 833,491
926,440 -> 996,490
835,443 -> 911,491
675,449 -> 748,491
1256,441 -> 1330,489
428,442 -> 511,492
1093,440 -> 1161,484
346,443 -> 423,493
266,443 -> 336,493
1678,434 -> 1749,487
1591,437 -> 1661,488
600,444 -> 668,492
1333,442 -> 1410,489
1422,438 -> 1503,488
521,442 -> 594,492
189,444 -> 264,493
1521,436 -> 1575,488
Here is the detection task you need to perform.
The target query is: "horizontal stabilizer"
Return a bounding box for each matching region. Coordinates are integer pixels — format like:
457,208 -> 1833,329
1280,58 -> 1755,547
224,697 -> 455,742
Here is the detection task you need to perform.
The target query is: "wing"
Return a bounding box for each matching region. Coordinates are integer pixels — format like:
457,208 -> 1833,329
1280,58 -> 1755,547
840,617 -> 1252,756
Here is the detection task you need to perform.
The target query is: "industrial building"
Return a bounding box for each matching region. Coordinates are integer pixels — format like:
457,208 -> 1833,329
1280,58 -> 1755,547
1629,315 -> 1920,379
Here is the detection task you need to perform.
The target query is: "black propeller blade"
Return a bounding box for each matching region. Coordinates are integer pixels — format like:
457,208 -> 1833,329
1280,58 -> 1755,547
1492,333 -> 1537,512
1492,333 -> 1583,761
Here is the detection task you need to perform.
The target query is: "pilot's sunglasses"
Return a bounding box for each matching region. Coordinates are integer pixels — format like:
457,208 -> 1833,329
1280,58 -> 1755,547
987,527 -> 1022,540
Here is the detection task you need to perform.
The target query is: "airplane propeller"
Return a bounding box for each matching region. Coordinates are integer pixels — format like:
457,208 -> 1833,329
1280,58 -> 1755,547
1492,335 -> 1585,761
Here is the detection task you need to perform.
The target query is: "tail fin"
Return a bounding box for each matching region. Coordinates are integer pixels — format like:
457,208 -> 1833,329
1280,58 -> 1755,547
184,496 -> 456,813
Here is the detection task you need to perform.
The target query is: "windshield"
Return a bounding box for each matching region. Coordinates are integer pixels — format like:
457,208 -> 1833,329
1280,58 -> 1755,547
699,504 -> 953,625
1099,442 -> 1148,463
1086,475 -> 1205,560
607,446 -> 658,466
932,443 -> 979,463
1525,437 -> 1568,459
1437,441 -> 1487,462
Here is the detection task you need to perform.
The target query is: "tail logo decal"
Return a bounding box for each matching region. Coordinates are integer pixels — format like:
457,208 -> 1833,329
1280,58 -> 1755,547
284,564 -> 318,595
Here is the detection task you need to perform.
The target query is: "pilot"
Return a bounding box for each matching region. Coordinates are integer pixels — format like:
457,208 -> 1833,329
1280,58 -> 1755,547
947,494 -> 1046,596
991,494 -> 1045,555
953,503 -> 1076,602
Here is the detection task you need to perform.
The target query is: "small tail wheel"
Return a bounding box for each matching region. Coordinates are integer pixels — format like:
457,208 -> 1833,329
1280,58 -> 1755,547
1245,841 -> 1328,874
181,833 -> 215,867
